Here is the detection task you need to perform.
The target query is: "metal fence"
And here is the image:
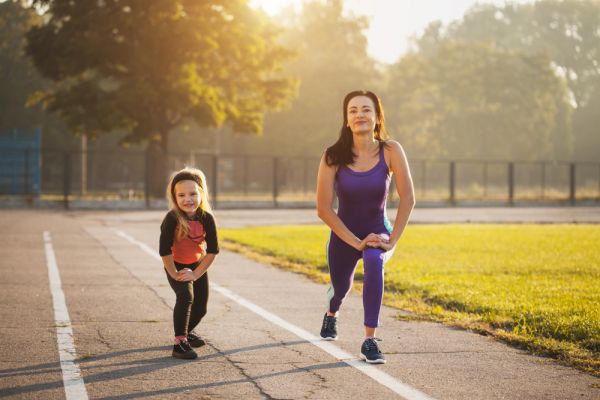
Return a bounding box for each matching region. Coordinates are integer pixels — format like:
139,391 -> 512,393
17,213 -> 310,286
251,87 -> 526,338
1,148 -> 599,208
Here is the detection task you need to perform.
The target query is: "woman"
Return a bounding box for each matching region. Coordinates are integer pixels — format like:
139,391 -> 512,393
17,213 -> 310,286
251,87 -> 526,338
316,90 -> 415,364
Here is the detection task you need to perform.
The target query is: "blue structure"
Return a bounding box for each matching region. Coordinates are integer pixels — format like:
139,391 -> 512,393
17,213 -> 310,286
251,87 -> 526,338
0,128 -> 42,195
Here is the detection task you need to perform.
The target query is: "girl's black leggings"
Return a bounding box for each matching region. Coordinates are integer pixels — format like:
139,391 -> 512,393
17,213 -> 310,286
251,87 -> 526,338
166,261 -> 209,337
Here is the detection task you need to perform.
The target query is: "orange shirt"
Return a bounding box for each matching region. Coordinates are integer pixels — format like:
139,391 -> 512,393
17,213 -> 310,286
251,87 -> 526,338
159,210 -> 220,265
172,221 -> 206,264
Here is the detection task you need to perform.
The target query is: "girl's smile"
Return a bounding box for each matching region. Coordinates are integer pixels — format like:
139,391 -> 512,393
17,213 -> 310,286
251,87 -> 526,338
174,180 -> 201,216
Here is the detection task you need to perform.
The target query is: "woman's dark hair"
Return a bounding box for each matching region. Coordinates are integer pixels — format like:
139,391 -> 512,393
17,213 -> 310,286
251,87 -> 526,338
325,90 -> 389,166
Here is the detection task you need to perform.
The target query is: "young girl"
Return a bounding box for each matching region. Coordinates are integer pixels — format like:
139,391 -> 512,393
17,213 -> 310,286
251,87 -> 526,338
159,167 -> 219,359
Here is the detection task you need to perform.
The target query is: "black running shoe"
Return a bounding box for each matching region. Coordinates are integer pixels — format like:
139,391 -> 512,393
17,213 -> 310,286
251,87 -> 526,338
360,338 -> 385,364
320,313 -> 337,340
187,332 -> 206,348
172,341 -> 198,359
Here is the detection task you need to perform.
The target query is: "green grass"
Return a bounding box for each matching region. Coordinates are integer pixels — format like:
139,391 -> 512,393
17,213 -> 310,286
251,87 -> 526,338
221,224 -> 600,375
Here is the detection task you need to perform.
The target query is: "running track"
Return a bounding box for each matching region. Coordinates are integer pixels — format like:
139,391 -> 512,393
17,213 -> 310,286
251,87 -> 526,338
0,209 -> 598,399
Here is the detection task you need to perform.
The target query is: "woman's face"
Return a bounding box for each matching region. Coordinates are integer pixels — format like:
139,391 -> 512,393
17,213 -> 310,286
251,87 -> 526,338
174,179 -> 201,216
347,95 -> 377,135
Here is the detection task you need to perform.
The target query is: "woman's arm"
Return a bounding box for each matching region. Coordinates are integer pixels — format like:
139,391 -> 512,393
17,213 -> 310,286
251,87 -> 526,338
382,141 -> 415,250
316,153 -> 382,250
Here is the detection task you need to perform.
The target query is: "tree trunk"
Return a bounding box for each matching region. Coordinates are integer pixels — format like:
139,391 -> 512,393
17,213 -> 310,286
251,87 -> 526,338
146,133 -> 168,198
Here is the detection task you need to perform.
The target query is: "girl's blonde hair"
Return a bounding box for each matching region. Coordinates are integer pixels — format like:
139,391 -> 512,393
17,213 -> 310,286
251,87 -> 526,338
166,167 -> 212,240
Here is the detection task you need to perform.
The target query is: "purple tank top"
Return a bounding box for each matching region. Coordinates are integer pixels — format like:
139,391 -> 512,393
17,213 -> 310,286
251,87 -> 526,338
335,146 -> 392,237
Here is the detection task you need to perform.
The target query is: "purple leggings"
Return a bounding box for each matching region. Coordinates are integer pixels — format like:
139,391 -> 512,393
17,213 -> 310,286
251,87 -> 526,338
327,233 -> 393,328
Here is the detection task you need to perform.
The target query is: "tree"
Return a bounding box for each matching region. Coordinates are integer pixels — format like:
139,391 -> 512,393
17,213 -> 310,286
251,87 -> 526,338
441,1 -> 600,108
412,0 -> 600,160
386,42 -> 571,160
26,0 -> 297,193
244,0 -> 381,156
0,1 -> 44,131
573,89 -> 600,161
0,1 -> 75,150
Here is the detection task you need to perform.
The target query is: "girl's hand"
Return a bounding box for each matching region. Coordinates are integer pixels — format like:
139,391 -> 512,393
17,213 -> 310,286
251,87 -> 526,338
176,268 -> 195,282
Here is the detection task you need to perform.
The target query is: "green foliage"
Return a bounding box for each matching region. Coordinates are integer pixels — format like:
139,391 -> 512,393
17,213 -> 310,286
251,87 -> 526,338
0,1 -> 44,131
221,224 -> 600,372
412,0 -> 600,161
386,42 -> 572,160
573,89 -> 600,161
0,1 -> 75,149
25,0 -> 297,148
439,1 -> 600,108
244,0 -> 381,156
14,0 -> 598,162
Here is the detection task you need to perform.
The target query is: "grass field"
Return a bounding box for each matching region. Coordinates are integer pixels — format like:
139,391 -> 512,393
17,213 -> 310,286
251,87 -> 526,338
220,224 -> 600,375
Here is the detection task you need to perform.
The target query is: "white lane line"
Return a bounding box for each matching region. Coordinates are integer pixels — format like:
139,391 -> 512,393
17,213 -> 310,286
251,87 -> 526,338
113,228 -> 435,400
43,231 -> 89,400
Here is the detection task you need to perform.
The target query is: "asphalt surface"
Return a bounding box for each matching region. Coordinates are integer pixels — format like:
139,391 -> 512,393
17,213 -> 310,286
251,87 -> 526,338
78,206 -> 600,227
1,209 -> 599,399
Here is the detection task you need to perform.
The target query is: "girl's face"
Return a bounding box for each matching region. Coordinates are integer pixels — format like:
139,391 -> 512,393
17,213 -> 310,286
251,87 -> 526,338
174,180 -> 201,216
347,96 -> 377,135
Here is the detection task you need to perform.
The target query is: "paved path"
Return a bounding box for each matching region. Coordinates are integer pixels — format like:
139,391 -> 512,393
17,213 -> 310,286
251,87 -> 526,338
0,210 -> 598,399
72,206 -> 600,228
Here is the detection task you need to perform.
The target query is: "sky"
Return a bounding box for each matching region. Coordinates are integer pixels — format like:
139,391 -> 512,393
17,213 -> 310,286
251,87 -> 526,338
249,0 -> 533,64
